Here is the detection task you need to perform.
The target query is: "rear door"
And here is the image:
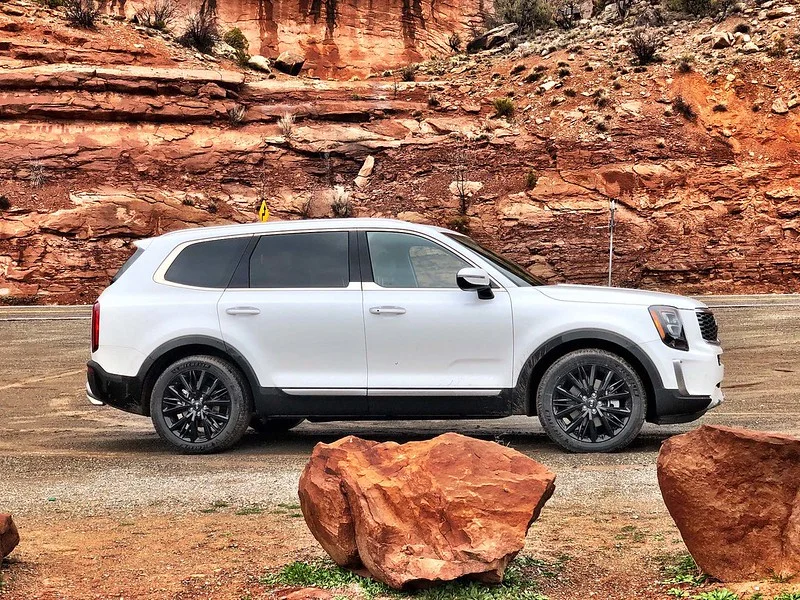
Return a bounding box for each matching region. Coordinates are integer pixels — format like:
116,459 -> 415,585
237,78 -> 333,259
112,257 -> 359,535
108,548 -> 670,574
217,230 -> 367,414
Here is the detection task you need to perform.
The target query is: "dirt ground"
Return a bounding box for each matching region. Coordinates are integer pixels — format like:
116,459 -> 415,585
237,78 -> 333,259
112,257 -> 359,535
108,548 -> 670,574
1,297 -> 799,599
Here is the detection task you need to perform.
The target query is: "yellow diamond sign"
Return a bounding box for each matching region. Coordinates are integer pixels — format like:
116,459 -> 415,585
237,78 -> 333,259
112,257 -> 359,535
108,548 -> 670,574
258,200 -> 270,222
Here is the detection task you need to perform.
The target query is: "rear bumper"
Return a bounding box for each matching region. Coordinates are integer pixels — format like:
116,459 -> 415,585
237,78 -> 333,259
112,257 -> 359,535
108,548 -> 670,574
86,361 -> 147,415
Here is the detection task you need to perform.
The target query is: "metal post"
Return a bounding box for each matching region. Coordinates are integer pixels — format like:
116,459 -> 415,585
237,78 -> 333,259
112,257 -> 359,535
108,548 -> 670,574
608,199 -> 616,287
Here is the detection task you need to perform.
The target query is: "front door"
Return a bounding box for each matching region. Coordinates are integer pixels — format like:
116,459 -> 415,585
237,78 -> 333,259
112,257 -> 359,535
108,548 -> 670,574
218,230 -> 367,415
361,231 -> 514,414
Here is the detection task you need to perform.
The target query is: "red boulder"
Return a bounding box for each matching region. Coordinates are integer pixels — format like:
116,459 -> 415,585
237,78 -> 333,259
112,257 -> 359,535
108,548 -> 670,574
657,425 -> 800,582
0,513 -> 19,558
298,432 -> 555,589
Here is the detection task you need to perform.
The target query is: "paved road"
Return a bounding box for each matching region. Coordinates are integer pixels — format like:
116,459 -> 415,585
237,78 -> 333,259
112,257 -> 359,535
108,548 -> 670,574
0,298 -> 798,517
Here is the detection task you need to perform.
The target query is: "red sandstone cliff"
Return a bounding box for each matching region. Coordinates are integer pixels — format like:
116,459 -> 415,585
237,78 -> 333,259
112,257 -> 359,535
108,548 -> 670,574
0,0 -> 798,303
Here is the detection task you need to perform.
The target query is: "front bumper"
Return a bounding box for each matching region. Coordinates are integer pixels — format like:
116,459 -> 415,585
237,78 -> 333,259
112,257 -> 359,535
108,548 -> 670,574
650,359 -> 724,424
86,361 -> 147,415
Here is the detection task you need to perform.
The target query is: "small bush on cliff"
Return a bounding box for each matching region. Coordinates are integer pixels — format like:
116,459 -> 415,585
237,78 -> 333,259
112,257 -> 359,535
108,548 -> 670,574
223,27 -> 248,52
179,8 -> 218,54
493,0 -> 553,34
278,112 -> 295,138
493,96 -> 515,118
628,28 -> 660,65
448,31 -> 462,52
525,169 -> 538,190
0,195 -> 10,211
447,215 -> 471,234
672,95 -> 696,121
227,105 -> 246,126
38,0 -> 65,9
400,64 -> 416,82
64,0 -> 100,28
135,0 -> 177,30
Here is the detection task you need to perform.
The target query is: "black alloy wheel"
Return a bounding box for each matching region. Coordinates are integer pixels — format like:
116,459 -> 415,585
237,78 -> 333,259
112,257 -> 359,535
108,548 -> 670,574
150,355 -> 252,454
161,369 -> 232,443
536,349 -> 646,453
552,363 -> 632,443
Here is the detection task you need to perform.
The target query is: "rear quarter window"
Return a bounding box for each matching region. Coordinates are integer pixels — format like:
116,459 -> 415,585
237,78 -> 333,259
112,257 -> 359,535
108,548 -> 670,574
111,247 -> 144,283
164,237 -> 250,289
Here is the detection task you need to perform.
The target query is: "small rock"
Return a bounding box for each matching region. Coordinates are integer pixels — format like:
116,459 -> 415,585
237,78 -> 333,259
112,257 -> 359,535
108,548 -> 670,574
722,128 -> 733,137
449,180 -> 484,196
462,103 -> 481,113
742,41 -> 760,53
539,80 -> 558,92
247,55 -> 271,73
0,514 -> 19,558
197,83 -> 227,99
788,97 -> 798,109
726,73 -> 736,82
466,23 -> 519,53
1,5 -> 25,15
772,98 -> 789,114
766,5 -> 794,18
712,32 -> 734,49
274,51 -> 305,76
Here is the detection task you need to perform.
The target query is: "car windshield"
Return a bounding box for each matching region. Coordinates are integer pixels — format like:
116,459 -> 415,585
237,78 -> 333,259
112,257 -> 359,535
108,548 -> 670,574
445,233 -> 545,287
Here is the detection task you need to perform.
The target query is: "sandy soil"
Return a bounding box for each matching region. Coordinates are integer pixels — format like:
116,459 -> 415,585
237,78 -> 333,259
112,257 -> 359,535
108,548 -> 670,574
1,298 -> 799,599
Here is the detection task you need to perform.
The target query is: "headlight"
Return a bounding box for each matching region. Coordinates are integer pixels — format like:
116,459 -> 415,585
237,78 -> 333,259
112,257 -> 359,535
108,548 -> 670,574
649,305 -> 689,351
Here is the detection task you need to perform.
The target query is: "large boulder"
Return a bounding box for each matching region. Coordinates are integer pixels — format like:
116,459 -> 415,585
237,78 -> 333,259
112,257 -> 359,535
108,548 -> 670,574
298,432 -> 555,589
274,51 -> 305,76
1,513 -> 19,558
657,425 -> 800,582
466,23 -> 519,53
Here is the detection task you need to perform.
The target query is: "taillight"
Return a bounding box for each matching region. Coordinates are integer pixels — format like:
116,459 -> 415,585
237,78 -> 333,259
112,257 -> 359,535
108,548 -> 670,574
91,302 -> 100,352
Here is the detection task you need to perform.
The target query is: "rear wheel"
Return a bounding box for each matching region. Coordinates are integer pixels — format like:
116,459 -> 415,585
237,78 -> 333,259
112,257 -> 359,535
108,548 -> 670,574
150,355 -> 252,454
536,349 -> 646,453
250,416 -> 304,434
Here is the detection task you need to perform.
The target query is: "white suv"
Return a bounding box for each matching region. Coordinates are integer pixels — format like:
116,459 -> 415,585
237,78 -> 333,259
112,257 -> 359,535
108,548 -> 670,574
87,218 -> 724,454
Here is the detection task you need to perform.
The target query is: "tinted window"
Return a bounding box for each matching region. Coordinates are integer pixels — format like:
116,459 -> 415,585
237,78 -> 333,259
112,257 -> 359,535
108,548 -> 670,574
112,247 -> 143,283
164,237 -> 249,288
367,232 -> 470,288
249,232 -> 349,288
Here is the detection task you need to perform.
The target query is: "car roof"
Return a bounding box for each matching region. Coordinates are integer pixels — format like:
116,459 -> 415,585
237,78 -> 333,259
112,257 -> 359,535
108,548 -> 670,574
145,218 -> 453,246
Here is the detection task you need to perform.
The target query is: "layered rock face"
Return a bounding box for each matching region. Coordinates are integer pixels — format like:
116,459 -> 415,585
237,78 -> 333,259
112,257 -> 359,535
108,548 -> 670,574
1,1 -> 799,303
657,425 -> 800,582
215,0 -> 484,76
0,513 -> 20,558
298,433 -> 556,588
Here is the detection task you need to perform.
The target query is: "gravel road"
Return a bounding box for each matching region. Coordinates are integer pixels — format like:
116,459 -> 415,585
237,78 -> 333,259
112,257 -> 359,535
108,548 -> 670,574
1,297 -> 799,517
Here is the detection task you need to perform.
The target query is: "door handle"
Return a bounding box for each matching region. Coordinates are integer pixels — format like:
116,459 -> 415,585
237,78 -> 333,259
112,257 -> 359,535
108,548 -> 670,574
369,306 -> 406,315
225,306 -> 261,316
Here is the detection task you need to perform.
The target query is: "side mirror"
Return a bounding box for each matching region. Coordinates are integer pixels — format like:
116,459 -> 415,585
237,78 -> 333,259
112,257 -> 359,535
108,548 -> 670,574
457,267 -> 494,300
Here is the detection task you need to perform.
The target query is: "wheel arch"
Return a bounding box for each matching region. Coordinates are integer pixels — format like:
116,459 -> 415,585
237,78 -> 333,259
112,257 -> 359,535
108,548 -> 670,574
137,336 -> 260,416
515,329 -> 663,421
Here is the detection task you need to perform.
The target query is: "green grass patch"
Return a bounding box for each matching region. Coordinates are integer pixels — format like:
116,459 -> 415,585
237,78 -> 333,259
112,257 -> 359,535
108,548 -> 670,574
261,556 -> 564,599
235,504 -> 264,516
659,553 -> 707,587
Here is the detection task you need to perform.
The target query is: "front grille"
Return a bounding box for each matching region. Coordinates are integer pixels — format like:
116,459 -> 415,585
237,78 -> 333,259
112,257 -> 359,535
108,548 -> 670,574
697,310 -> 719,343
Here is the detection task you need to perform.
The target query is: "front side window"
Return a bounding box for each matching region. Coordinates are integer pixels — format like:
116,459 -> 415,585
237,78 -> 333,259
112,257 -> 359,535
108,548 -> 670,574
164,237 -> 249,288
367,232 -> 471,288
445,233 -> 545,287
249,231 -> 349,288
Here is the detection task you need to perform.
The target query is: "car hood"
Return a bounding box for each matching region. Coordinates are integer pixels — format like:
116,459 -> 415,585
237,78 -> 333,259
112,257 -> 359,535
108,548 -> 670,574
535,284 -> 706,310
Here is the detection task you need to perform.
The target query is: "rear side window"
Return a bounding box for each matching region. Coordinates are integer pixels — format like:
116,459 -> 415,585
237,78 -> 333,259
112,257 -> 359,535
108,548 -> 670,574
164,237 -> 249,288
249,232 -> 349,288
112,247 -> 143,283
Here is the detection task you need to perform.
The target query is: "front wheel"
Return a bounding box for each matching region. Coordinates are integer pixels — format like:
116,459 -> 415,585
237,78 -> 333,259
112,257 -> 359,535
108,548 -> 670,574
536,349 -> 647,453
150,355 -> 252,454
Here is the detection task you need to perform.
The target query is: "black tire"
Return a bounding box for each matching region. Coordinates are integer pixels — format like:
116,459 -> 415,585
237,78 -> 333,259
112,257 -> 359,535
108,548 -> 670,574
536,349 -> 646,453
150,355 -> 252,454
250,416 -> 304,434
